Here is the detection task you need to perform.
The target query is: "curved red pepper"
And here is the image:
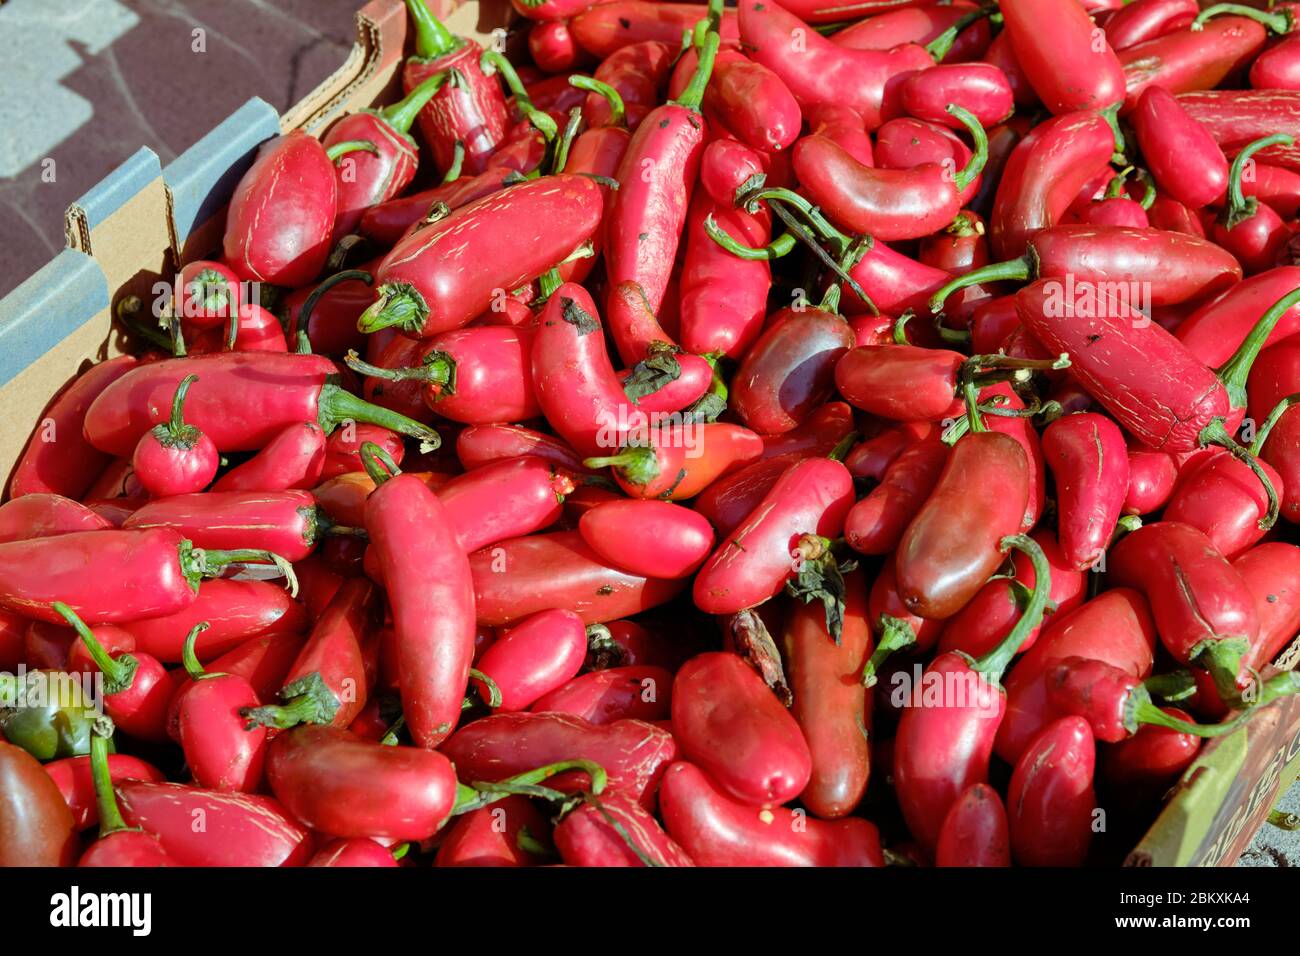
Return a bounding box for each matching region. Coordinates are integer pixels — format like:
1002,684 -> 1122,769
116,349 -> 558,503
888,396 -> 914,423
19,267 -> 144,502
733,308 -> 856,433
1042,413 -> 1130,570
1105,0 -> 1198,50
935,783 -> 1010,867
988,111 -> 1116,260
532,664 -> 673,723
693,458 -> 854,616
572,1 -> 738,58
582,41 -> 675,129
212,421 -> 326,493
0,494 -> 110,543
554,789 -> 694,866
658,760 -> 884,866
440,712 -> 677,808
1006,716 -> 1096,866
85,352 -> 437,456
845,436 -> 947,556
1000,0 -> 1124,113
123,578 -> 306,663
1118,16 -> 1267,110
10,355 -> 138,500
357,166 -> 518,246
738,0 -> 932,130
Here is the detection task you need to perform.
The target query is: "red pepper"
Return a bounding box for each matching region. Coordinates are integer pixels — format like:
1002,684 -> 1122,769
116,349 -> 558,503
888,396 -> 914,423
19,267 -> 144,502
733,307 -> 856,433
470,530 -> 686,626
165,631 -> 306,739
84,352 -> 437,456
1132,85 -> 1228,209
1176,90 -> 1300,172
1212,133 -> 1296,273
77,727 -> 175,867
1178,267 -> 1300,367
402,0 -> 510,176
0,741 -> 77,865
124,578 -> 307,663
45,751 -> 163,831
843,240 -> 951,317
363,452 -> 475,749
572,1 -> 738,58
529,19 -> 587,73
358,175 -> 602,338
586,421 -> 764,500
738,0 -> 932,130
893,534 -> 1052,847
323,423 -> 406,480
242,579 -> 378,731
357,166 -> 518,246
212,421 -> 327,493
582,41 -> 676,129
988,111 -> 1116,260
531,664 -> 674,723
554,789 -> 694,866
578,499 -> 713,578
982,30 -> 1039,110
433,794 -> 551,867
437,455 -> 573,553
1000,0 -> 1124,113
0,527 -> 288,626
171,260 -> 239,330
603,28 -> 718,317
658,760 -> 884,866
1124,438 -> 1179,515
116,779 -> 313,866
794,106 -> 987,242
844,421 -> 932,482
671,47 -> 801,152
835,345 -> 966,423
901,64 -> 1014,129
845,436 -> 947,556
935,783 -> 1010,867
1119,17 -> 1267,110
1252,34 -> 1300,90
123,489 -> 325,563
1042,413 -> 1129,571
896,431 -> 1029,620
457,423 -> 592,475
758,402 -> 856,459
1164,447 -> 1283,559
934,225 -> 1242,313
0,494 -> 110,543
679,188 -> 773,360
833,2 -> 994,63
1109,521 -> 1259,701
1006,716 -> 1096,867
223,131 -> 360,287
10,355 -> 138,500
440,712 -> 677,808
693,458 -> 854,616
1236,542 -> 1300,679
1105,0 -> 1198,50
1102,706 -> 1200,800
282,267 -> 380,359
308,838 -> 400,868
472,608 -> 588,711
874,119 -> 976,203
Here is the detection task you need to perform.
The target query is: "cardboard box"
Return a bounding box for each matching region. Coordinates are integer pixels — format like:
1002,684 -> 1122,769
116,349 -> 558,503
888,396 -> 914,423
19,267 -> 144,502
0,0 -> 1296,867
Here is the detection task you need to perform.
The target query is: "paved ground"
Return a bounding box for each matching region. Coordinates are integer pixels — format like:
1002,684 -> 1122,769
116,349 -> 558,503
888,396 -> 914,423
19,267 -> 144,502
0,0 -> 361,298
0,0 -> 1297,867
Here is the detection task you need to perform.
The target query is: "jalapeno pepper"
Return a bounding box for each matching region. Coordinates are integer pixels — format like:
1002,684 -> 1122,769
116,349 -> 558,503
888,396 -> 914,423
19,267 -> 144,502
935,783 -> 1010,867
1006,715 -> 1096,867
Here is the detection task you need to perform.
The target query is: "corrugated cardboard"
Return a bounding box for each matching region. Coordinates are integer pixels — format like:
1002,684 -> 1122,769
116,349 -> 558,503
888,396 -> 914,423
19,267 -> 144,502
0,0 -> 1295,866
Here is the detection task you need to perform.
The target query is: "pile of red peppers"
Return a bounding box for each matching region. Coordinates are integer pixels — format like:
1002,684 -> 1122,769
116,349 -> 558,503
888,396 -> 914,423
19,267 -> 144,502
5,0 -> 1300,869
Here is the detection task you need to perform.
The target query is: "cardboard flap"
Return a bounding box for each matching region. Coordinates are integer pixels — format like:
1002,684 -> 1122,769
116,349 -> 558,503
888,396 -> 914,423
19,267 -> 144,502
163,97 -> 282,263
0,248 -> 108,389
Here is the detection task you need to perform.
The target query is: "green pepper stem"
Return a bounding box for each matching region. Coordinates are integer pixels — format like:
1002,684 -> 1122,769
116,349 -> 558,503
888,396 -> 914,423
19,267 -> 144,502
344,348 -> 453,390
482,50 -> 558,141
1250,392 -> 1300,456
451,759 -> 610,815
551,107 -> 583,176
166,374 -> 199,443
1193,3 -> 1294,34
51,602 -> 132,690
948,105 -> 988,191
317,382 -> 441,449
1192,635 -> 1253,705
862,615 -> 918,687
380,70 -> 450,134
971,534 -> 1052,681
1143,670 -> 1198,702
704,214 -> 797,260
1132,672 -> 1300,737
180,623 -> 211,682
924,5 -> 992,60
326,140 -> 379,163
1224,133 -> 1294,225
299,271 -> 372,341
359,440 -> 403,485
405,0 -> 462,59
196,549 -> 299,598
928,255 -> 1031,312
672,29 -> 720,112
1198,417 -> 1280,530
1216,287 -> 1300,408
358,283 -> 427,335
469,668 -> 503,708
90,723 -> 131,837
568,75 -> 625,128
442,140 -> 465,182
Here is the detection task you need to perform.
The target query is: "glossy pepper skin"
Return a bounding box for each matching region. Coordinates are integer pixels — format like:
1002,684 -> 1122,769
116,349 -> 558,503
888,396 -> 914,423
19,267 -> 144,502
671,652 -> 811,807
9,355 -> 138,500
474,608 -> 587,712
693,458 -> 854,616
1007,716 -> 1097,867
0,741 -> 78,866
554,789 -> 694,866
895,431 -> 1030,620
936,783 -> 1010,867
1000,0 -> 1124,114
732,308 -> 855,434
222,131 -> 338,288
658,761 -> 884,866
124,489 -> 324,563
366,467 -> 474,749
1042,413 -> 1130,571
